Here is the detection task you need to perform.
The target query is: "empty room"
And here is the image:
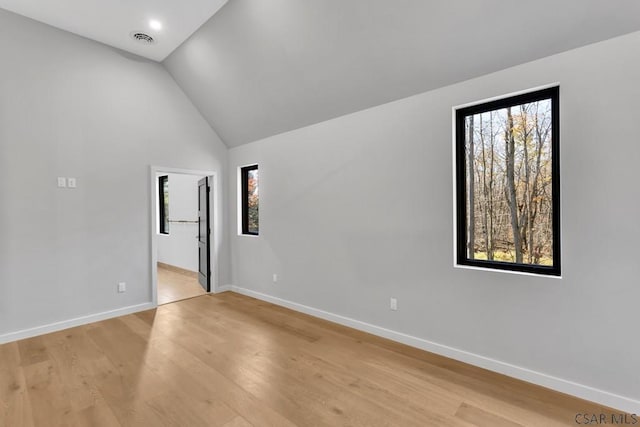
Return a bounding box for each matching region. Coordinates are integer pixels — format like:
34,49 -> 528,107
1,1 -> 639,426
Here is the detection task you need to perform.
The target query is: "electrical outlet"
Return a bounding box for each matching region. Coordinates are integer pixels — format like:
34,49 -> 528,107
67,177 -> 77,188
273,274 -> 278,283
118,282 -> 126,293
390,298 -> 398,311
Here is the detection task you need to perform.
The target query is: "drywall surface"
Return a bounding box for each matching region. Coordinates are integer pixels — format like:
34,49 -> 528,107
157,173 -> 203,272
0,9 -> 229,338
165,0 -> 640,147
229,32 -> 640,406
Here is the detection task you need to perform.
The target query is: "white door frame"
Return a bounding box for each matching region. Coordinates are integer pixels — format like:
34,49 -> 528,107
149,165 -> 221,306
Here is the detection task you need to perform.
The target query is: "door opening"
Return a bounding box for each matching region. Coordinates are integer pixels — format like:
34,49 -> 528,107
150,167 -> 217,306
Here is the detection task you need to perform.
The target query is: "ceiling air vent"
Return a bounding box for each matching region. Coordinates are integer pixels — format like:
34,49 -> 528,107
130,32 -> 156,45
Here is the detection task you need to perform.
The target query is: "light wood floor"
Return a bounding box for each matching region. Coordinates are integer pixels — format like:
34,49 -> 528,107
157,263 -> 206,305
0,293 -> 620,427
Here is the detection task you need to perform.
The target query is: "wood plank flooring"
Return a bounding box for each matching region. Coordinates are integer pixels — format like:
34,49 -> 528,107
0,292 -> 622,426
157,263 -> 206,305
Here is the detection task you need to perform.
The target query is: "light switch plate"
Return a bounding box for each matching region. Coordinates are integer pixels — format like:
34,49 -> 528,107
57,177 -> 67,188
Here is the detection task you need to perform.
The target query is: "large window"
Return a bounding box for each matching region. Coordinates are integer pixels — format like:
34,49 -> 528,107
241,165 -> 259,235
455,87 -> 560,276
159,175 -> 169,235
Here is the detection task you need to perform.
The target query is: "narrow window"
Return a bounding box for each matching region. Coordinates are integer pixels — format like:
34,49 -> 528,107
159,175 -> 169,235
455,87 -> 560,276
241,165 -> 259,235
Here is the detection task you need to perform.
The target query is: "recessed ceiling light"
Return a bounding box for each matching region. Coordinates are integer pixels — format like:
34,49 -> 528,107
149,20 -> 162,31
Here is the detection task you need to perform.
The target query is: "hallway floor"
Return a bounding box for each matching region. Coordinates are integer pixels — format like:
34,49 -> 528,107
157,263 -> 206,305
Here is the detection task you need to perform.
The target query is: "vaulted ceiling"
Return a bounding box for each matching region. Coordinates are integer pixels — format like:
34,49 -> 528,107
2,1 -> 640,147
164,0 -> 640,146
0,0 -> 228,61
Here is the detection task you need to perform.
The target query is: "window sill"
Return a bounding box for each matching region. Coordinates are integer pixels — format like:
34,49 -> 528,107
454,263 -> 562,279
238,233 -> 260,238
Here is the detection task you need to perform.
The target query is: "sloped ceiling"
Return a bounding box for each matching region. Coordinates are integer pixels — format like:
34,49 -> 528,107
164,0 -> 640,147
0,0 -> 228,61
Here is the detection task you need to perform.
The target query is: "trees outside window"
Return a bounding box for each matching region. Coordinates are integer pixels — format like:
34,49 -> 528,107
455,87 -> 560,276
241,165 -> 259,235
159,175 -> 169,235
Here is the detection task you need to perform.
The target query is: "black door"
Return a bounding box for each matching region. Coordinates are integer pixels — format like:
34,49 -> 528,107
198,177 -> 211,292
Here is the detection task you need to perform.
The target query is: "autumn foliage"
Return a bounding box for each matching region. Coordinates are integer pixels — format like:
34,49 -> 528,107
465,99 -> 554,266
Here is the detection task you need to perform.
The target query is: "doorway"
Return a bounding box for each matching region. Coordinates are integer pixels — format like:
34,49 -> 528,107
150,167 -> 218,306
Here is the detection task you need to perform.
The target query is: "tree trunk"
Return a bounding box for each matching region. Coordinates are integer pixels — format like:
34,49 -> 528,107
467,115 -> 476,259
521,105 -> 532,263
479,114 -> 491,260
505,107 -> 522,263
488,111 -> 495,260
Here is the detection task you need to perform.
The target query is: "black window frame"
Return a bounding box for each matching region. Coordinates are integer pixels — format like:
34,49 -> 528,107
158,175 -> 169,235
241,164 -> 259,236
455,86 -> 561,276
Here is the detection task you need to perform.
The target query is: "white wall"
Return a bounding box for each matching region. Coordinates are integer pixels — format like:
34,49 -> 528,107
0,9 -> 229,340
229,32 -> 640,410
157,173 -> 203,272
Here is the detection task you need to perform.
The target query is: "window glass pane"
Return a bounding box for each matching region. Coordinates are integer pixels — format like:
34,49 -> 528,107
159,176 -> 170,235
247,169 -> 259,234
464,98 -> 553,267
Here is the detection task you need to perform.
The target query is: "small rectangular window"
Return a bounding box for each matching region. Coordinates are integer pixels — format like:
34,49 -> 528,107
159,175 -> 169,235
241,165 -> 259,235
455,87 -> 560,276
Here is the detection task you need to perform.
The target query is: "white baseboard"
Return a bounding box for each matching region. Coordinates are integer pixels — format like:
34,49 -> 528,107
214,285 -> 233,293
0,302 -> 156,345
230,286 -> 640,414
